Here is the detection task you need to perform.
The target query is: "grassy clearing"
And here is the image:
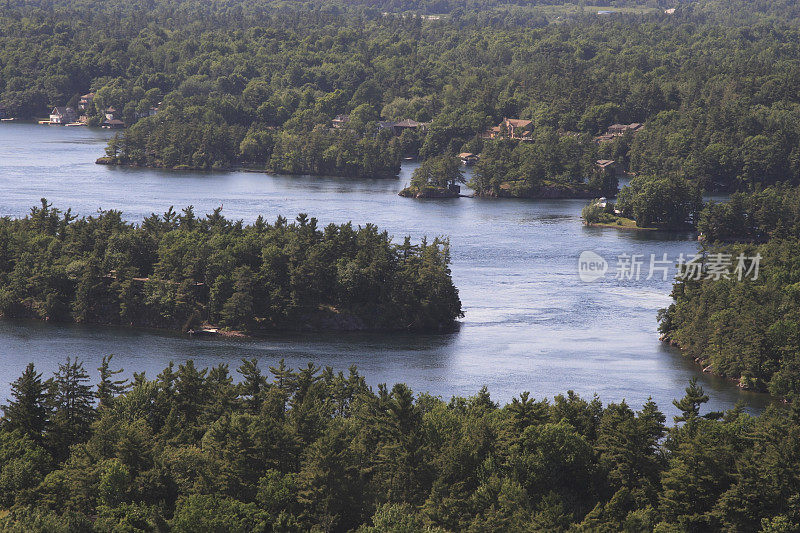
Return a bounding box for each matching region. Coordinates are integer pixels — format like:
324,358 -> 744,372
586,215 -> 659,231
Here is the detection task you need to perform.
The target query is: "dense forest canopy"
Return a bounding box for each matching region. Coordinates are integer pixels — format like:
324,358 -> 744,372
698,185 -> 800,243
0,201 -> 463,332
4,0 -> 800,188
0,358 -> 797,532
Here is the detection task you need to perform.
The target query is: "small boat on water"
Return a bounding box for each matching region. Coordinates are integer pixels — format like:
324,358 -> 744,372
187,327 -> 220,337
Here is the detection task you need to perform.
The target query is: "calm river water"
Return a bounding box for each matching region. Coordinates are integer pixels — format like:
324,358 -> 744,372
0,123 -> 772,420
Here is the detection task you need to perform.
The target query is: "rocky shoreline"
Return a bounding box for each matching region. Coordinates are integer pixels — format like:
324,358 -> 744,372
660,335 -> 768,393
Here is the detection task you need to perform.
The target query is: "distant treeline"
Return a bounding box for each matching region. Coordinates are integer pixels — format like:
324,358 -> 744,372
5,0 -> 800,186
0,201 -> 462,333
0,357 -> 797,531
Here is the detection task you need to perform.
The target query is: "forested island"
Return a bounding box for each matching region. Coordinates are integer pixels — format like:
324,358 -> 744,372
3,0 -> 800,192
399,155 -> 465,198
0,358 -> 797,532
0,201 -> 463,334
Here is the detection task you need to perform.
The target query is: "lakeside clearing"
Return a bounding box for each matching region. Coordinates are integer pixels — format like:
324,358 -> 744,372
584,216 -> 659,231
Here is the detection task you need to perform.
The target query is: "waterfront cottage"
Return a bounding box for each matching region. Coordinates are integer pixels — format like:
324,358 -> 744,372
376,118 -> 428,136
332,114 -> 350,128
393,118 -> 427,134
595,159 -> 621,177
607,123 -> 643,135
102,106 -> 125,128
458,152 -> 479,165
596,123 -> 643,143
78,92 -> 94,111
481,125 -> 502,139
482,118 -> 533,140
502,118 -> 533,138
102,118 -> 125,129
134,106 -> 160,120
49,107 -> 77,124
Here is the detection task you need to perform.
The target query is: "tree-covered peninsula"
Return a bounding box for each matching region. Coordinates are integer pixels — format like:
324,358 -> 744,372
582,175 -> 704,230
0,358 -> 797,532
659,185 -> 800,397
0,201 -> 463,333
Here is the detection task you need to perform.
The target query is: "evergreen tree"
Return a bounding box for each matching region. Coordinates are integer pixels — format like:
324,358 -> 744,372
238,358 -> 267,414
2,363 -> 50,442
97,355 -> 128,409
220,266 -> 256,330
673,379 -> 722,424
0,357 -> 798,530
507,392 -> 549,433
73,257 -> 109,323
297,423 -> 364,532
48,358 -> 95,458
270,359 -> 296,412
205,364 -> 237,423
376,383 -> 427,505
409,154 -> 464,190
174,360 -> 208,432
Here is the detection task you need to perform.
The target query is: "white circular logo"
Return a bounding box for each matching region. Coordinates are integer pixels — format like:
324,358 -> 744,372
578,251 -> 608,282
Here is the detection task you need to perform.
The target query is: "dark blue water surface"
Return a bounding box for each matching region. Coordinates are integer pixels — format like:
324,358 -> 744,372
0,123 -> 772,420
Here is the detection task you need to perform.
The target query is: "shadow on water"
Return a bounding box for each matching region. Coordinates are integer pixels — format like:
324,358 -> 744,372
581,225 -> 698,243
0,318 -> 461,392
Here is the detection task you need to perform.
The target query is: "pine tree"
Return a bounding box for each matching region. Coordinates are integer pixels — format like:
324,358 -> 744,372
175,360 -> 208,427
238,358 -> 267,414
297,423 -> 363,532
269,359 -> 296,412
635,398 -> 667,494
376,383 -> 427,505
48,357 -> 96,458
292,362 -> 321,408
205,363 -> 237,422
673,379 -> 722,424
97,354 -> 128,409
469,385 -> 498,413
221,266 -> 256,330
2,363 -> 50,442
596,401 -> 638,493
73,257 -> 108,323
507,392 -> 549,432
